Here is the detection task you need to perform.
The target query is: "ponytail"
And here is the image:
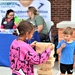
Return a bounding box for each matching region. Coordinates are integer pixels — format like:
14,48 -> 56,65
28,6 -> 39,15
35,11 -> 39,15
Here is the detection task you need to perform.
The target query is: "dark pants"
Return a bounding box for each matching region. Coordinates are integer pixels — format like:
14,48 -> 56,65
12,73 -> 17,75
39,33 -> 46,42
60,63 -> 73,74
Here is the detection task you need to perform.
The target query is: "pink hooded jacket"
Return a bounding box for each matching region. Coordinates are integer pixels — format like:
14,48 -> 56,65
10,39 -> 51,75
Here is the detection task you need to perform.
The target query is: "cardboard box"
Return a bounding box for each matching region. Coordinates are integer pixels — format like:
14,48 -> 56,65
35,42 -> 55,54
38,57 -> 55,68
36,42 -> 55,75
50,50 -> 54,57
37,69 -> 53,75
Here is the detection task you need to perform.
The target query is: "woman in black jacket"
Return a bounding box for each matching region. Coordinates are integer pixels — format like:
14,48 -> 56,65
1,9 -> 17,29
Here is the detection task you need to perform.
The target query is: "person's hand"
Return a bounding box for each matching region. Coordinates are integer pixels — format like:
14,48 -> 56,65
73,63 -> 75,68
30,41 -> 37,47
47,44 -> 53,50
61,43 -> 66,49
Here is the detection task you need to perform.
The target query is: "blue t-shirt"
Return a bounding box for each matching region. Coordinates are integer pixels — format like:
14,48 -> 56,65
57,40 -> 75,64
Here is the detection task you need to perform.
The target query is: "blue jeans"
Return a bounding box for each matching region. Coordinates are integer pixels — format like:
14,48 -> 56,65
39,33 -> 47,42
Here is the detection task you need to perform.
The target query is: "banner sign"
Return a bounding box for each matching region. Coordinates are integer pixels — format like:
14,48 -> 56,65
0,0 -> 51,25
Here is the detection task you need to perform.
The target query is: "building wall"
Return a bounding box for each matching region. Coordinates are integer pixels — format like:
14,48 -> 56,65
49,0 -> 71,37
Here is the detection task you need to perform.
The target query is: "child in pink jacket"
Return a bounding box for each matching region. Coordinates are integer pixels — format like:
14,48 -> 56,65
10,20 -> 53,75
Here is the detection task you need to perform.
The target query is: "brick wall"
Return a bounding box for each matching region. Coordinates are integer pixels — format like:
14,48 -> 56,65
49,0 -> 71,37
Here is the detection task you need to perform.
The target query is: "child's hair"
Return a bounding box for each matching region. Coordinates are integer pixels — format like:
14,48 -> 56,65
63,26 -> 73,35
13,20 -> 34,36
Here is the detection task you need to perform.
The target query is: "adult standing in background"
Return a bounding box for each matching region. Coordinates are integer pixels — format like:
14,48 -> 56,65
27,6 -> 48,42
0,9 -> 17,29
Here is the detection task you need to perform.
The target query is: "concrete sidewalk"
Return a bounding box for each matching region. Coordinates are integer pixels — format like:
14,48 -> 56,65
0,61 -> 75,75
